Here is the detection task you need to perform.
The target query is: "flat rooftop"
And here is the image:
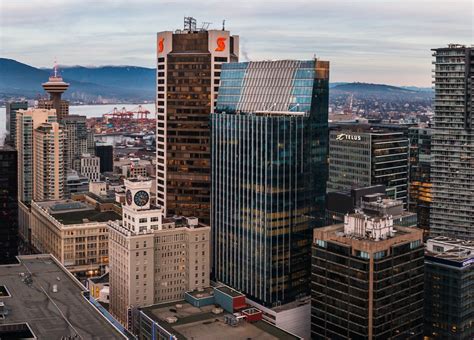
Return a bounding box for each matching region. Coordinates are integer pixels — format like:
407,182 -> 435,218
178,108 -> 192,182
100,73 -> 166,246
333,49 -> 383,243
0,255 -> 125,339
36,199 -> 121,225
314,224 -> 422,246
142,301 -> 300,340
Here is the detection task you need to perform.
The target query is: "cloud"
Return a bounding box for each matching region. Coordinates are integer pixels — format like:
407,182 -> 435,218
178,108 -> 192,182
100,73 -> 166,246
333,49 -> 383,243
0,0 -> 472,86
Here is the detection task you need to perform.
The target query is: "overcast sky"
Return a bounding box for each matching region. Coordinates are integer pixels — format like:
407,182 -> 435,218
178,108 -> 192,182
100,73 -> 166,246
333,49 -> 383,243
1,0 -> 472,86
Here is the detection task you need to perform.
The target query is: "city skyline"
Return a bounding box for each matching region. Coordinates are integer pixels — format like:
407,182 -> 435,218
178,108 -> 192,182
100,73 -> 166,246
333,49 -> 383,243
1,0 -> 472,87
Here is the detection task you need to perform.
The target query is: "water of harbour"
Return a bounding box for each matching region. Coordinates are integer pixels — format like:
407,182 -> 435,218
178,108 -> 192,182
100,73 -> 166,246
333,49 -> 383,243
0,103 -> 155,145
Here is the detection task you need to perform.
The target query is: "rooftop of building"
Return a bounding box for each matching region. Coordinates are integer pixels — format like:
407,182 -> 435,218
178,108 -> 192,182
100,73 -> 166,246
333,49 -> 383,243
34,199 -> 121,225
314,223 -> 422,248
141,300 -> 300,340
0,255 -> 124,339
425,236 -> 474,265
89,272 -> 110,284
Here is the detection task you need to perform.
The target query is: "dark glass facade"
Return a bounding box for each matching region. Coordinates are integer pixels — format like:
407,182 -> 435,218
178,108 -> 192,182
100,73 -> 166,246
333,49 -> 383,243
311,227 -> 424,340
212,60 -> 329,307
424,254 -> 473,339
95,144 -> 114,173
0,146 -> 19,264
5,101 -> 28,147
408,127 -> 432,232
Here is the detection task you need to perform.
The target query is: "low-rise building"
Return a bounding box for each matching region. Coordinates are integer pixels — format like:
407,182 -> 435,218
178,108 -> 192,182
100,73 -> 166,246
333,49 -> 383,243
108,178 -> 210,327
134,286 -> 301,340
65,169 -> 90,197
29,197 -> 121,276
0,255 -> 127,339
424,237 -> 474,339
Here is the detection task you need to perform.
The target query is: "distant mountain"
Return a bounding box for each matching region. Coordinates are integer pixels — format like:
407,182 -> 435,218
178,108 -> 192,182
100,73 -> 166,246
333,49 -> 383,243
42,65 -> 155,93
0,58 -> 154,102
331,82 -> 433,102
1,58 -> 432,105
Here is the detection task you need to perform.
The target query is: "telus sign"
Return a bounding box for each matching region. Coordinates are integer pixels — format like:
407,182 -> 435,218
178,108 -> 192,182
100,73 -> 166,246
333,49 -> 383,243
335,133 -> 361,141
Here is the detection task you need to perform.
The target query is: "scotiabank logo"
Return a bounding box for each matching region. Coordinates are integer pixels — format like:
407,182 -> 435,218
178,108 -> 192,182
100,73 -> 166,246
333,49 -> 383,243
215,37 -> 226,52
158,38 -> 164,53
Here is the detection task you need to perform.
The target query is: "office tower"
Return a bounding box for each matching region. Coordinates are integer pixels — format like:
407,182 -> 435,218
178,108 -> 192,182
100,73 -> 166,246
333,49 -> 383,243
108,178 -> 210,327
39,63 -> 69,121
79,153 -> 100,182
62,115 -> 88,169
5,101 -> 28,147
327,125 -> 410,203
0,146 -> 18,263
326,187 -> 417,227
431,45 -> 474,240
95,143 -> 113,173
16,108 -> 57,203
408,127 -> 432,232
311,213 -> 424,339
211,59 -> 329,307
156,17 -> 239,224
424,237 -> 473,339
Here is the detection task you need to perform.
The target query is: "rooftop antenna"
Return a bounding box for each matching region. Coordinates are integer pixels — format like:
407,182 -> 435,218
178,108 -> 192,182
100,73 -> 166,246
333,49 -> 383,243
53,58 -> 58,77
201,21 -> 211,31
184,16 -> 197,32
222,20 -> 226,31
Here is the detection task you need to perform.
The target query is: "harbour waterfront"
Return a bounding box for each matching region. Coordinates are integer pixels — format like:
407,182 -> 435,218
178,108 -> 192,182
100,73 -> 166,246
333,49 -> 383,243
0,103 -> 155,145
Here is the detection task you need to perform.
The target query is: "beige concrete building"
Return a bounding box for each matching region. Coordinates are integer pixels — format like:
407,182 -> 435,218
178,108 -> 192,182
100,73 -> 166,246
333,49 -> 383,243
33,122 -> 65,201
29,196 -> 121,276
79,153 -> 100,182
16,108 -> 57,203
108,178 -> 210,326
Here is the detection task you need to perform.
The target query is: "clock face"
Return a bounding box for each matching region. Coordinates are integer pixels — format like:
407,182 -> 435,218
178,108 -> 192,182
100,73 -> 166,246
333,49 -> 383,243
126,190 -> 133,206
134,190 -> 149,207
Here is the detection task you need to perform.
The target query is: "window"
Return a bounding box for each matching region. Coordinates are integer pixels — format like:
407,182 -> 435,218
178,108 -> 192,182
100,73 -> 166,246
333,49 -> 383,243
410,240 -> 422,249
316,239 -> 327,248
139,218 -> 147,223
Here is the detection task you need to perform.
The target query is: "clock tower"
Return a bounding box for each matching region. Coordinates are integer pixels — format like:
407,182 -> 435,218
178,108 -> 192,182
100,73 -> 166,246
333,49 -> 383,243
124,178 -> 151,211
122,178 -> 164,234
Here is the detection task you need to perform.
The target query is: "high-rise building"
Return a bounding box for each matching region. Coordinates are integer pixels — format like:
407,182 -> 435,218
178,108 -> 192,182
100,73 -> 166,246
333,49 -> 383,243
211,59 -> 329,307
408,126 -> 432,232
95,143 -> 114,173
39,63 -> 70,121
62,115 -> 88,170
16,108 -> 57,203
0,146 -> 18,263
108,178 -> 210,327
327,125 -> 410,203
311,212 -> 424,339
156,17 -> 239,223
424,237 -> 474,339
5,101 -> 28,147
431,45 -> 474,240
33,122 -> 65,201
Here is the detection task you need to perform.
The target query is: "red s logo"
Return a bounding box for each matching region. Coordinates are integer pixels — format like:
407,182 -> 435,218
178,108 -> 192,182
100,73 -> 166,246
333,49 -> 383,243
215,37 -> 226,52
158,38 -> 164,53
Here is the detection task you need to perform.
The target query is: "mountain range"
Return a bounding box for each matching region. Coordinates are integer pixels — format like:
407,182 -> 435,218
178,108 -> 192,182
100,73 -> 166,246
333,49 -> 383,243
0,58 -> 432,104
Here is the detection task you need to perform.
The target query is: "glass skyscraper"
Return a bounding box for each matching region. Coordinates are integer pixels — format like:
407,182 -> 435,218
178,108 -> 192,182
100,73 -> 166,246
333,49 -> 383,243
211,59 -> 329,307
